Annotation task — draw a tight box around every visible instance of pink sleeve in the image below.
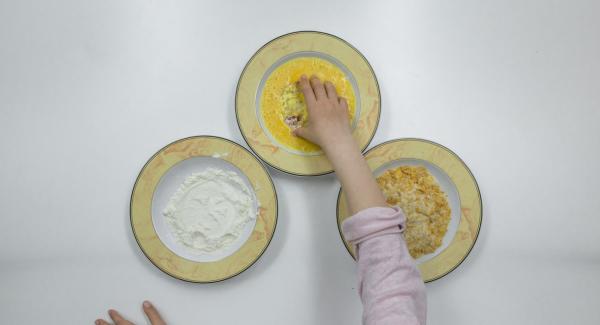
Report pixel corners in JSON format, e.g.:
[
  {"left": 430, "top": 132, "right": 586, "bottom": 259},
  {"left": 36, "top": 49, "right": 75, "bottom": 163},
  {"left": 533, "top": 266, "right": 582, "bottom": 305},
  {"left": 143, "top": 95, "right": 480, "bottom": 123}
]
[{"left": 342, "top": 207, "right": 427, "bottom": 325}]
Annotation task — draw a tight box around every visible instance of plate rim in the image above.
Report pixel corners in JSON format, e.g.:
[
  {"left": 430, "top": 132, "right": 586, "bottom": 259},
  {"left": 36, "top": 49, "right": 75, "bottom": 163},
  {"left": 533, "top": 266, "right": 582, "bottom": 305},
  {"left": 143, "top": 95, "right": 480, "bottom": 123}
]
[
  {"left": 235, "top": 30, "right": 381, "bottom": 177},
  {"left": 335, "top": 137, "right": 483, "bottom": 282},
  {"left": 130, "top": 135, "right": 278, "bottom": 283}
]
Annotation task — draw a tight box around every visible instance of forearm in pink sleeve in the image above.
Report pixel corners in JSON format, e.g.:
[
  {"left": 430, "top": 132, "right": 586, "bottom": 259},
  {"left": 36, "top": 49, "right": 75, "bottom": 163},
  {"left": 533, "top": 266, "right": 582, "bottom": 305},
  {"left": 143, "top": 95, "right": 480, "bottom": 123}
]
[{"left": 342, "top": 207, "right": 427, "bottom": 325}]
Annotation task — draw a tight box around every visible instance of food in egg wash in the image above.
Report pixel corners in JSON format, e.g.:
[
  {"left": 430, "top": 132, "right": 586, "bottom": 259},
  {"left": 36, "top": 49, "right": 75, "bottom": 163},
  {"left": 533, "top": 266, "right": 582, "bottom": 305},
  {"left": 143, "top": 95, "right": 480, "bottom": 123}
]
[{"left": 261, "top": 56, "right": 356, "bottom": 152}]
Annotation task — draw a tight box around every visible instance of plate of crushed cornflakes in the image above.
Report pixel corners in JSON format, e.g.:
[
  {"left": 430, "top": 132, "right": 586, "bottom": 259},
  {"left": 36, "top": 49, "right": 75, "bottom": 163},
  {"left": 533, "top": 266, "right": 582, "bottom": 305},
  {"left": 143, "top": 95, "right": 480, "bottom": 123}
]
[{"left": 337, "top": 138, "right": 482, "bottom": 282}]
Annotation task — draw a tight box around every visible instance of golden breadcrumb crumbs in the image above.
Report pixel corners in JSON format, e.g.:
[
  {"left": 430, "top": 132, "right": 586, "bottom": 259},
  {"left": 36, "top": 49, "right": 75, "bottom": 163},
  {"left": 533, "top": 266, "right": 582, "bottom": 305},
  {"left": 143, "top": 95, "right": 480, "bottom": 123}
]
[{"left": 376, "top": 166, "right": 451, "bottom": 259}]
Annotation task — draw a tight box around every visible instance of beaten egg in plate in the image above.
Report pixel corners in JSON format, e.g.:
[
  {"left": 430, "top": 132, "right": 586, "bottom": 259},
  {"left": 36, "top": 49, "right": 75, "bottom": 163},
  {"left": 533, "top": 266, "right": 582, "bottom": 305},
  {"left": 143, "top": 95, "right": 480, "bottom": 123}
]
[{"left": 260, "top": 56, "right": 357, "bottom": 153}]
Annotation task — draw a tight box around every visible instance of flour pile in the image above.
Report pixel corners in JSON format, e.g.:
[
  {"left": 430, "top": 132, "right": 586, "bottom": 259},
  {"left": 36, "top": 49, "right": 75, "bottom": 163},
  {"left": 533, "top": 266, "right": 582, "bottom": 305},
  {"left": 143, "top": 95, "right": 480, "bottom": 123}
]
[{"left": 163, "top": 168, "right": 258, "bottom": 254}]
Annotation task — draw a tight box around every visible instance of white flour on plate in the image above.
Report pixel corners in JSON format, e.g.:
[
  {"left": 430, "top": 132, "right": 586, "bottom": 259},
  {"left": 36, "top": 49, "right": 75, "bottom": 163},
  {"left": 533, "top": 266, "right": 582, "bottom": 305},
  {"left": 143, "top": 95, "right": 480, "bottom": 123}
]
[{"left": 163, "top": 167, "right": 258, "bottom": 254}]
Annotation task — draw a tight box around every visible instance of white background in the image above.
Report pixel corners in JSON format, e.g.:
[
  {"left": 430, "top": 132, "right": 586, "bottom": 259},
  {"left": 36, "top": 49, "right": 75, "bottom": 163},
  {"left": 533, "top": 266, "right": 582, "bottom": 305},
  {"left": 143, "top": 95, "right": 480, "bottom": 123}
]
[{"left": 1, "top": 0, "right": 599, "bottom": 324}]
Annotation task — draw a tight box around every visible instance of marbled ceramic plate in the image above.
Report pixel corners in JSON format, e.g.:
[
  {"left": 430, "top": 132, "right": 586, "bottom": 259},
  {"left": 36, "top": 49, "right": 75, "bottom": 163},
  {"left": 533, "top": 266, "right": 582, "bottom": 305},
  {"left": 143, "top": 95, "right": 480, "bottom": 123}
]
[
  {"left": 236, "top": 31, "right": 381, "bottom": 176},
  {"left": 336, "top": 138, "right": 482, "bottom": 282},
  {"left": 130, "top": 136, "right": 277, "bottom": 282}
]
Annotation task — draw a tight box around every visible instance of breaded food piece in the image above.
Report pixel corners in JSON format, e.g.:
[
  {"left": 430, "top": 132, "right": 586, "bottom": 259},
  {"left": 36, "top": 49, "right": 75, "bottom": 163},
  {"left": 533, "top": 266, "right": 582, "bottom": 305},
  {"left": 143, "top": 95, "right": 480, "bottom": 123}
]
[{"left": 376, "top": 166, "right": 451, "bottom": 258}]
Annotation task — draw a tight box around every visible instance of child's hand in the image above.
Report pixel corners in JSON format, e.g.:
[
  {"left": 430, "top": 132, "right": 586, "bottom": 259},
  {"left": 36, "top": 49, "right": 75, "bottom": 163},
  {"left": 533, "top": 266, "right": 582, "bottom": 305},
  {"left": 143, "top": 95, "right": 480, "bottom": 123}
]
[
  {"left": 294, "top": 76, "right": 386, "bottom": 213},
  {"left": 293, "top": 75, "right": 353, "bottom": 151},
  {"left": 95, "top": 301, "right": 166, "bottom": 325}
]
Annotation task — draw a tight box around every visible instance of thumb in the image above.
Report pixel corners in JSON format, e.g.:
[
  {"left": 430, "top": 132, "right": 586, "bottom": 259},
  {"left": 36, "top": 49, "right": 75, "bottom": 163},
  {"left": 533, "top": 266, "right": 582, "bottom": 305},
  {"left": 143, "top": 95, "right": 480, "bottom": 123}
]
[{"left": 293, "top": 126, "right": 307, "bottom": 139}]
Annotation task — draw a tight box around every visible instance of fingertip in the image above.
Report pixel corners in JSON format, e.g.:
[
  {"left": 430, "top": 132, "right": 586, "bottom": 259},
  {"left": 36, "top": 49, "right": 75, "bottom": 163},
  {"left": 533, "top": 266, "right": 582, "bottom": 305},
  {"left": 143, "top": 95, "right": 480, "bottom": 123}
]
[
  {"left": 325, "top": 81, "right": 338, "bottom": 99},
  {"left": 108, "top": 309, "right": 123, "bottom": 321},
  {"left": 298, "top": 75, "right": 309, "bottom": 87},
  {"left": 298, "top": 77, "right": 317, "bottom": 104},
  {"left": 339, "top": 97, "right": 349, "bottom": 110},
  {"left": 142, "top": 301, "right": 166, "bottom": 325}
]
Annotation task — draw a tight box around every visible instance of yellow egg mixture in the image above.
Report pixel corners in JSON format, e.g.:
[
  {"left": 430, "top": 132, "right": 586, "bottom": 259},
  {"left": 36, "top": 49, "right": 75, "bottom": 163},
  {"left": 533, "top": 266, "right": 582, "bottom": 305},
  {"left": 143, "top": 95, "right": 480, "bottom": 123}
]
[{"left": 260, "top": 57, "right": 356, "bottom": 153}]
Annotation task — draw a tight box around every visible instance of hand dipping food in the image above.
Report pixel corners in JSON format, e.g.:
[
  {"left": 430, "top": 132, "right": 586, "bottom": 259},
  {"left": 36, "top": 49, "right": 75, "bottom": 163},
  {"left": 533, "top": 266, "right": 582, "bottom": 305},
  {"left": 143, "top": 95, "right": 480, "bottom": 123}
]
[{"left": 260, "top": 56, "right": 357, "bottom": 153}]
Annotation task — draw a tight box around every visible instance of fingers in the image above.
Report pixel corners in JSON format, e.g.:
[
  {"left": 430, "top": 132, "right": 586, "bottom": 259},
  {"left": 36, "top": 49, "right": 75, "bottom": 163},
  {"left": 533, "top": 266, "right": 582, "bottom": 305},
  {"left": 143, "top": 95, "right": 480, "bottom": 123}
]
[
  {"left": 143, "top": 301, "right": 166, "bottom": 325},
  {"left": 324, "top": 81, "right": 338, "bottom": 101},
  {"left": 338, "top": 97, "right": 349, "bottom": 112},
  {"left": 95, "top": 319, "right": 111, "bottom": 325},
  {"left": 298, "top": 75, "right": 316, "bottom": 108},
  {"left": 309, "top": 75, "right": 327, "bottom": 100},
  {"left": 108, "top": 309, "right": 134, "bottom": 325}
]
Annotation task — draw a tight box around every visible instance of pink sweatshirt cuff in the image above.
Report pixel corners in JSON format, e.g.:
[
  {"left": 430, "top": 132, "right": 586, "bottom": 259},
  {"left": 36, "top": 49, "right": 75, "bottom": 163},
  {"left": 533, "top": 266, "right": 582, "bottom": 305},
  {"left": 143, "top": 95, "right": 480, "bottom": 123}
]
[{"left": 342, "top": 206, "right": 405, "bottom": 247}]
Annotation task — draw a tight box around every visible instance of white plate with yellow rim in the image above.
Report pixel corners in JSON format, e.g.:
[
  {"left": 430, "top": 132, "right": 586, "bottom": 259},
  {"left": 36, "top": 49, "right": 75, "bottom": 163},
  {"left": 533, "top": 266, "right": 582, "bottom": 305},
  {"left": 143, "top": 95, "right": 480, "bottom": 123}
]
[
  {"left": 337, "top": 138, "right": 482, "bottom": 282},
  {"left": 236, "top": 31, "right": 381, "bottom": 176},
  {"left": 130, "top": 136, "right": 278, "bottom": 283}
]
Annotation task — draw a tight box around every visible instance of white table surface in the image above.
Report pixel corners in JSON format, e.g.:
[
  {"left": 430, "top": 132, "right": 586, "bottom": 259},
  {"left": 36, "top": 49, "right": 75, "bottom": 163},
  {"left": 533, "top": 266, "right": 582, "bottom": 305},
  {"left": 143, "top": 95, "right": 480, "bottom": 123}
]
[{"left": 1, "top": 0, "right": 599, "bottom": 324}]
